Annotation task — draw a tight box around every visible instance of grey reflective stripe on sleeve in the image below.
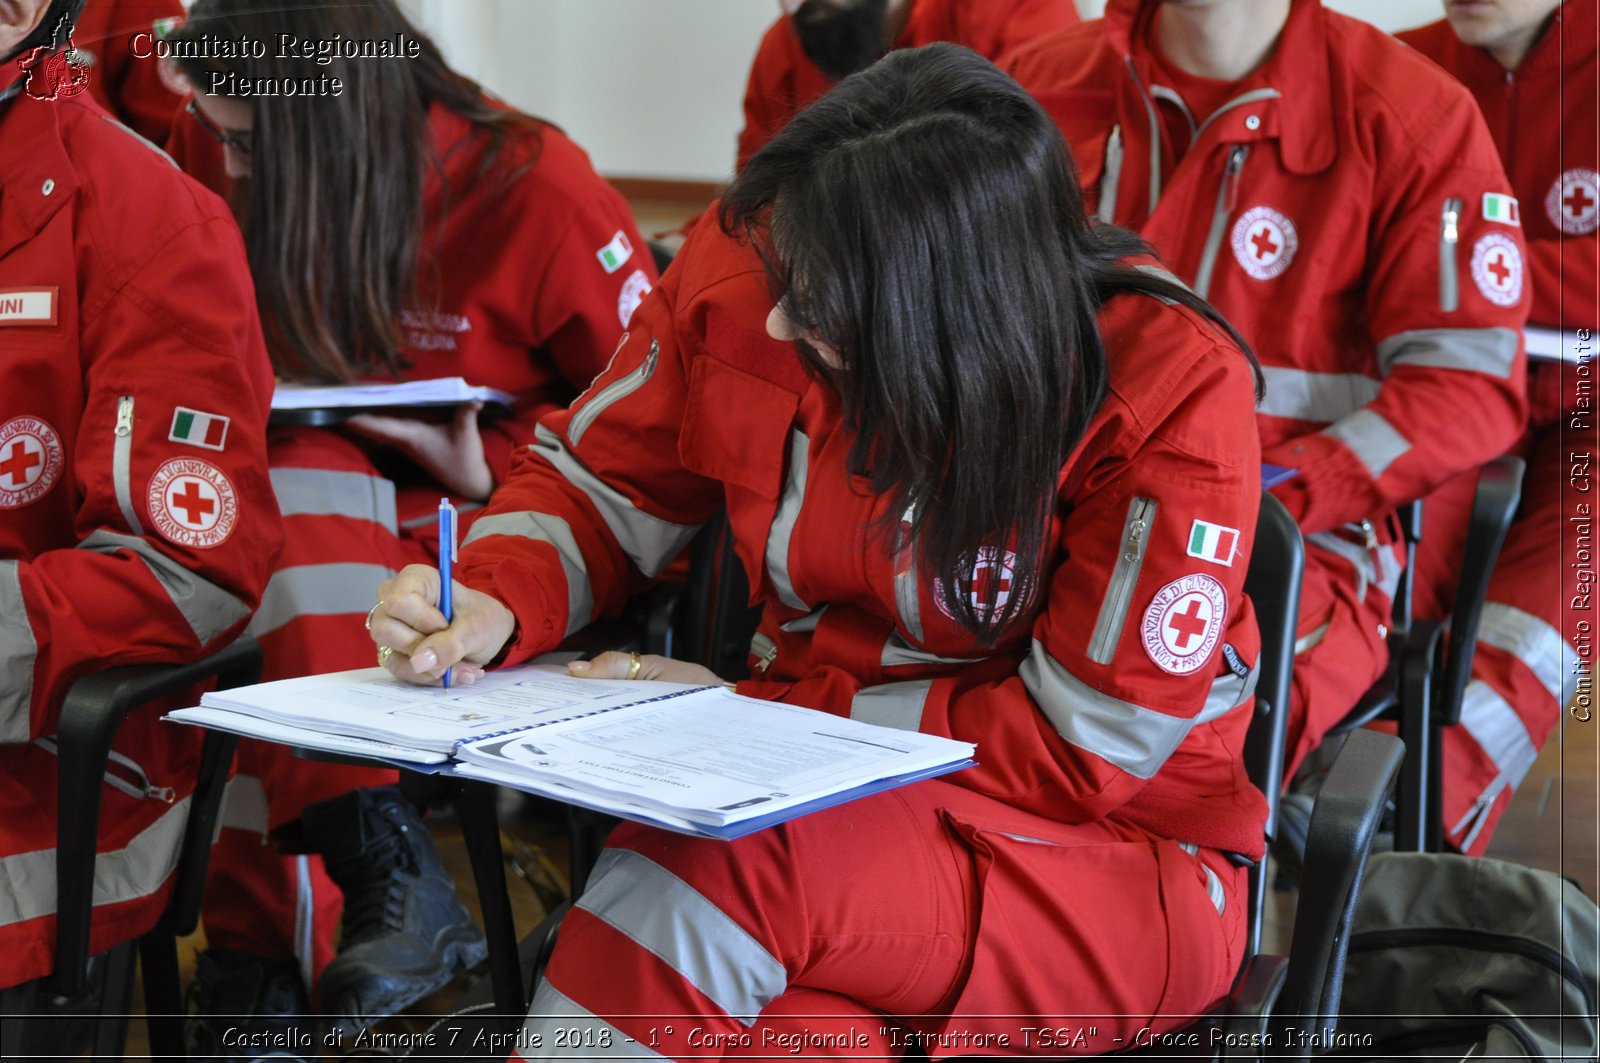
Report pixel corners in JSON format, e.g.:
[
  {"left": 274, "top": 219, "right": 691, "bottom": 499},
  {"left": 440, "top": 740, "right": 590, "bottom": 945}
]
[
  {"left": 523, "top": 983, "right": 665, "bottom": 1058},
  {"left": 780, "top": 608, "right": 826, "bottom": 634},
  {"left": 1458, "top": 679, "right": 1540, "bottom": 790},
  {"left": 532, "top": 425, "right": 700, "bottom": 579},
  {"left": 1476, "top": 602, "right": 1581, "bottom": 706},
  {"left": 850, "top": 679, "right": 933, "bottom": 732},
  {"left": 1131, "top": 263, "right": 1190, "bottom": 303},
  {"left": 1321, "top": 408, "right": 1411, "bottom": 479},
  {"left": 576, "top": 848, "right": 786, "bottom": 1024},
  {"left": 1096, "top": 124, "right": 1122, "bottom": 225},
  {"left": 269, "top": 467, "right": 397, "bottom": 530},
  {"left": 1375, "top": 327, "right": 1520, "bottom": 380},
  {"left": 245, "top": 562, "right": 397, "bottom": 639},
  {"left": 220, "top": 773, "right": 271, "bottom": 836},
  {"left": 1304, "top": 529, "right": 1402, "bottom": 606},
  {"left": 0, "top": 795, "right": 190, "bottom": 928},
  {"left": 880, "top": 632, "right": 985, "bottom": 669},
  {"left": 1256, "top": 367, "right": 1381, "bottom": 423},
  {"left": 0, "top": 561, "right": 36, "bottom": 744},
  {"left": 765, "top": 430, "right": 811, "bottom": 611},
  {"left": 78, "top": 529, "right": 251, "bottom": 644},
  {"left": 464, "top": 511, "right": 594, "bottom": 638},
  {"left": 1019, "top": 640, "right": 1256, "bottom": 780}
]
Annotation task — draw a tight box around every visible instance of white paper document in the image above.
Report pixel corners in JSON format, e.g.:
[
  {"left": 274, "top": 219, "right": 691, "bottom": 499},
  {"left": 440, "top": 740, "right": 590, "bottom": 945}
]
[
  {"left": 1526, "top": 326, "right": 1595, "bottom": 364},
  {"left": 272, "top": 377, "right": 516, "bottom": 411}
]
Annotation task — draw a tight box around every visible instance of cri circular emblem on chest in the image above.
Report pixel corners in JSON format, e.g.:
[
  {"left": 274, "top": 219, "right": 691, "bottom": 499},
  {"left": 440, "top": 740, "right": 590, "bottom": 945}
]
[
  {"left": 1142, "top": 573, "right": 1227, "bottom": 676},
  {"left": 933, "top": 548, "right": 1017, "bottom": 622},
  {"left": 1230, "top": 206, "right": 1299, "bottom": 281},
  {"left": 617, "top": 269, "right": 652, "bottom": 329},
  {"left": 1470, "top": 232, "right": 1524, "bottom": 307},
  {"left": 147, "top": 457, "right": 238, "bottom": 549},
  {"left": 1547, "top": 169, "right": 1600, "bottom": 235},
  {"left": 0, "top": 416, "right": 64, "bottom": 509}
]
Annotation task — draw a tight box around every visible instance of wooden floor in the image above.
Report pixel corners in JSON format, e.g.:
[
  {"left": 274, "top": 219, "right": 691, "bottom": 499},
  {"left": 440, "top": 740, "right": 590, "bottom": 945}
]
[{"left": 107, "top": 193, "right": 1599, "bottom": 1057}]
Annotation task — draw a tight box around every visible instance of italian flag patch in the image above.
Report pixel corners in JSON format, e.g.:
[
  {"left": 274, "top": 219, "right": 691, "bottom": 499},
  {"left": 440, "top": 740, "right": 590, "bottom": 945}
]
[
  {"left": 168, "top": 407, "right": 230, "bottom": 451},
  {"left": 1187, "top": 519, "right": 1239, "bottom": 567},
  {"left": 595, "top": 231, "right": 634, "bottom": 274},
  {"left": 1482, "top": 193, "right": 1520, "bottom": 227}
]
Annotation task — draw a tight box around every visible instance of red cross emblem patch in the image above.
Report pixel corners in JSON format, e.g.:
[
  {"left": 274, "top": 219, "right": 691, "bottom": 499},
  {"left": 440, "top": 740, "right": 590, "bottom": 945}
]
[
  {"left": 1142, "top": 573, "right": 1227, "bottom": 675},
  {"left": 147, "top": 457, "right": 238, "bottom": 549},
  {"left": 0, "top": 416, "right": 63, "bottom": 509},
  {"left": 1547, "top": 169, "right": 1600, "bottom": 235},
  {"left": 1470, "top": 232, "right": 1524, "bottom": 307},
  {"left": 934, "top": 548, "right": 1018, "bottom": 623},
  {"left": 1230, "top": 206, "right": 1298, "bottom": 281},
  {"left": 617, "top": 269, "right": 652, "bottom": 329}
]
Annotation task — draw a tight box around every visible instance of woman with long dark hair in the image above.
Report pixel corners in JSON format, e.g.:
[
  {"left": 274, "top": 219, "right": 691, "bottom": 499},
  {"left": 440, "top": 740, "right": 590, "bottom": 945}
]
[
  {"left": 372, "top": 43, "right": 1267, "bottom": 1055},
  {"left": 159, "top": 0, "right": 658, "bottom": 1044}
]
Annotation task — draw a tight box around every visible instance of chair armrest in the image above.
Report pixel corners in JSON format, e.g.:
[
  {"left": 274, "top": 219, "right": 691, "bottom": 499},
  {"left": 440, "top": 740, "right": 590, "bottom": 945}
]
[
  {"left": 1276, "top": 729, "right": 1405, "bottom": 1060},
  {"left": 1221, "top": 953, "right": 1288, "bottom": 1057},
  {"left": 52, "top": 636, "right": 262, "bottom": 997}
]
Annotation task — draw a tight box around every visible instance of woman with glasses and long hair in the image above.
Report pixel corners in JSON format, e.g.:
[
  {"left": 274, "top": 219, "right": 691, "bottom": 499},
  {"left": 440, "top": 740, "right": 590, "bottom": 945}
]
[
  {"left": 159, "top": 0, "right": 657, "bottom": 1045},
  {"left": 371, "top": 43, "right": 1270, "bottom": 1056}
]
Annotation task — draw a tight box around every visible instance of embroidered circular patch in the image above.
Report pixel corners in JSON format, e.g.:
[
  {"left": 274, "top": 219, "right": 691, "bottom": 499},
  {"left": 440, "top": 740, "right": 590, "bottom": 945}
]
[
  {"left": 1230, "top": 206, "right": 1298, "bottom": 281},
  {"left": 933, "top": 548, "right": 1018, "bottom": 622},
  {"left": 1547, "top": 169, "right": 1600, "bottom": 235},
  {"left": 617, "top": 269, "right": 652, "bottom": 328},
  {"left": 1142, "top": 574, "right": 1227, "bottom": 676},
  {"left": 0, "top": 416, "right": 64, "bottom": 509},
  {"left": 147, "top": 457, "right": 238, "bottom": 549},
  {"left": 1470, "top": 232, "right": 1524, "bottom": 307}
]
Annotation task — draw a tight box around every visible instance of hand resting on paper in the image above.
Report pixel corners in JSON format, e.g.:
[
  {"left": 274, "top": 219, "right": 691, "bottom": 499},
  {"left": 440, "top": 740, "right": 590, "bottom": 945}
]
[
  {"left": 568, "top": 650, "right": 723, "bottom": 687},
  {"left": 370, "top": 563, "right": 514, "bottom": 686},
  {"left": 345, "top": 401, "right": 494, "bottom": 501}
]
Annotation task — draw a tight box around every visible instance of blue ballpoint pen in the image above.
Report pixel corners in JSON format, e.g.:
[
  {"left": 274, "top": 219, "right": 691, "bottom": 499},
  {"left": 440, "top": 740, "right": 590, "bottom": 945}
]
[{"left": 438, "top": 498, "right": 457, "bottom": 689}]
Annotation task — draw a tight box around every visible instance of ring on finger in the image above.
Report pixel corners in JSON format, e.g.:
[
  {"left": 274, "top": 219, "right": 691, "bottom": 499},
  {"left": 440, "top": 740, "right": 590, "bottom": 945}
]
[
  {"left": 625, "top": 651, "right": 642, "bottom": 681},
  {"left": 365, "top": 603, "right": 382, "bottom": 631},
  {"left": 378, "top": 645, "right": 395, "bottom": 668}
]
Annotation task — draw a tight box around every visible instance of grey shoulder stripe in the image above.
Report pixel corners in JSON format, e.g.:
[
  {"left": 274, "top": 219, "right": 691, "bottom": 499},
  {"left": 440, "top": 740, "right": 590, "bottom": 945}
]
[
  {"left": 78, "top": 529, "right": 251, "bottom": 645},
  {"left": 465, "top": 510, "right": 595, "bottom": 637},
  {"left": 577, "top": 848, "right": 786, "bottom": 1024},
  {"left": 0, "top": 561, "right": 37, "bottom": 744}
]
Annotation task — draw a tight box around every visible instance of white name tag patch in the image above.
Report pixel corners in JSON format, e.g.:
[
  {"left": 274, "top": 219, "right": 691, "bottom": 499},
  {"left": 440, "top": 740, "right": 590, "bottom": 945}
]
[{"left": 0, "top": 288, "right": 58, "bottom": 326}]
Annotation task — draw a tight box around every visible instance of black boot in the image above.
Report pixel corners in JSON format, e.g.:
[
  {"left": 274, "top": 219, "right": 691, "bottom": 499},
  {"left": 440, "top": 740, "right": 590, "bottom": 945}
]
[
  {"left": 184, "top": 948, "right": 316, "bottom": 1061},
  {"left": 300, "top": 786, "right": 487, "bottom": 1034}
]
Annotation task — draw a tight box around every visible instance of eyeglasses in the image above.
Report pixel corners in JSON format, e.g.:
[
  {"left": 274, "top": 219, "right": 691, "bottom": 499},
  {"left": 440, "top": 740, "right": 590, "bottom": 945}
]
[{"left": 186, "top": 98, "right": 253, "bottom": 159}]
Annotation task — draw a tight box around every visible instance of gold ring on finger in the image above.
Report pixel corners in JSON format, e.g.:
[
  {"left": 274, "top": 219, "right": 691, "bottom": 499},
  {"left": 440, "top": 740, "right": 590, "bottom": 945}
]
[
  {"left": 378, "top": 645, "right": 395, "bottom": 668},
  {"left": 626, "top": 651, "right": 642, "bottom": 681}
]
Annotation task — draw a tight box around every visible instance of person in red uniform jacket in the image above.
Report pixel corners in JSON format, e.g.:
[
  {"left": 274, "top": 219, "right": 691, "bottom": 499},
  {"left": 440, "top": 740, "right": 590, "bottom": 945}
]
[
  {"left": 0, "top": 0, "right": 280, "bottom": 993},
  {"left": 1006, "top": 0, "right": 1531, "bottom": 788},
  {"left": 369, "top": 44, "right": 1269, "bottom": 1056},
  {"left": 160, "top": 0, "right": 659, "bottom": 1042},
  {"left": 1398, "top": 0, "right": 1599, "bottom": 852},
  {"left": 736, "top": 0, "right": 1079, "bottom": 169},
  {"left": 67, "top": 0, "right": 184, "bottom": 143}
]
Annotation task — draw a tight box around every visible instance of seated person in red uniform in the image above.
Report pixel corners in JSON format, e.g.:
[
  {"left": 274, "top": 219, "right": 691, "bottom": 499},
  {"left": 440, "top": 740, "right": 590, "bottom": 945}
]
[
  {"left": 0, "top": 0, "right": 280, "bottom": 1018},
  {"left": 160, "top": 0, "right": 658, "bottom": 1044},
  {"left": 1397, "top": 0, "right": 1598, "bottom": 852},
  {"left": 736, "top": 0, "right": 1080, "bottom": 169},
  {"left": 370, "top": 43, "right": 1270, "bottom": 1057},
  {"left": 69, "top": 0, "right": 185, "bottom": 143},
  {"left": 1005, "top": 0, "right": 1531, "bottom": 825}
]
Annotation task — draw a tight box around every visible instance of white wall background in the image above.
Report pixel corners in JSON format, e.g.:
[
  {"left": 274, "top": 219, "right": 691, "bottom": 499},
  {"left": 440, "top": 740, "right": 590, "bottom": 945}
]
[{"left": 402, "top": 0, "right": 1449, "bottom": 184}]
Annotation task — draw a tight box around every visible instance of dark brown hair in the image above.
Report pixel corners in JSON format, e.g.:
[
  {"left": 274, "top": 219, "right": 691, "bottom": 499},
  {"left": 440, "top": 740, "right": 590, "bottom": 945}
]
[{"left": 170, "top": 0, "right": 540, "bottom": 381}]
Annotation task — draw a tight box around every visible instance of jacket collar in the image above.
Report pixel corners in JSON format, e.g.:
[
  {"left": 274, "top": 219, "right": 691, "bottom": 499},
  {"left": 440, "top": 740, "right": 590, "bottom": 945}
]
[
  {"left": 1105, "top": 0, "right": 1337, "bottom": 175},
  {"left": 1519, "top": 0, "right": 1596, "bottom": 79},
  {"left": 0, "top": 73, "right": 79, "bottom": 258}
]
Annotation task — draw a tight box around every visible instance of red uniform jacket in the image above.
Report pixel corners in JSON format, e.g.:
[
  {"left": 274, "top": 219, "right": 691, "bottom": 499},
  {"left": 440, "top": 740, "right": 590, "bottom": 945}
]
[
  {"left": 736, "top": 0, "right": 1080, "bottom": 169},
  {"left": 1400, "top": 0, "right": 1599, "bottom": 429},
  {"left": 73, "top": 0, "right": 186, "bottom": 145},
  {"left": 459, "top": 218, "right": 1269, "bottom": 859},
  {"left": 0, "top": 71, "right": 282, "bottom": 986},
  {"left": 1006, "top": 0, "right": 1530, "bottom": 537}
]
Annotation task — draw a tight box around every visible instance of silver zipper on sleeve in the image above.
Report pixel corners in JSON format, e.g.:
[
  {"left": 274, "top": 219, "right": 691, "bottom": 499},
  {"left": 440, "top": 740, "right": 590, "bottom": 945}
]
[
  {"left": 113, "top": 395, "right": 144, "bottom": 535},
  {"left": 1088, "top": 497, "right": 1158, "bottom": 664},
  {"left": 34, "top": 737, "right": 175, "bottom": 802},
  {"left": 1096, "top": 125, "right": 1123, "bottom": 224},
  {"left": 1194, "top": 145, "right": 1249, "bottom": 300},
  {"left": 892, "top": 501, "right": 924, "bottom": 644},
  {"left": 749, "top": 631, "right": 778, "bottom": 674},
  {"left": 1440, "top": 198, "right": 1462, "bottom": 312},
  {"left": 568, "top": 339, "right": 659, "bottom": 445}
]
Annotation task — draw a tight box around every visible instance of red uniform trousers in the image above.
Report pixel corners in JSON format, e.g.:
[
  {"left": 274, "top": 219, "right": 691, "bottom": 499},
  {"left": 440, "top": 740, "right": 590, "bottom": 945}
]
[
  {"left": 202, "top": 428, "right": 482, "bottom": 985},
  {"left": 518, "top": 781, "right": 1246, "bottom": 1060}
]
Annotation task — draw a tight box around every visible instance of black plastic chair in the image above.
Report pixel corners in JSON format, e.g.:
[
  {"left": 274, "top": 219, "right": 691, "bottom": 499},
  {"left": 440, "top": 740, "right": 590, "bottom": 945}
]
[{"left": 0, "top": 635, "right": 262, "bottom": 1061}]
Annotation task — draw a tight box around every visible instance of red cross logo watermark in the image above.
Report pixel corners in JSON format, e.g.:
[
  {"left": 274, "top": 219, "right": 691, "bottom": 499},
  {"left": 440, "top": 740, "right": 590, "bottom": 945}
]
[
  {"left": 1547, "top": 169, "right": 1600, "bottom": 235},
  {"left": 16, "top": 13, "right": 91, "bottom": 102},
  {"left": 0, "top": 416, "right": 63, "bottom": 510},
  {"left": 147, "top": 457, "right": 238, "bottom": 549},
  {"left": 933, "top": 548, "right": 1019, "bottom": 623},
  {"left": 1230, "top": 206, "right": 1299, "bottom": 281},
  {"left": 1142, "top": 573, "right": 1227, "bottom": 676},
  {"left": 1470, "top": 232, "right": 1524, "bottom": 307}
]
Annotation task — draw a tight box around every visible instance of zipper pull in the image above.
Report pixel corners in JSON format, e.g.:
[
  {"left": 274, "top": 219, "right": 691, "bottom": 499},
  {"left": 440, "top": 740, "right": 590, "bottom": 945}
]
[
  {"left": 1223, "top": 145, "right": 1247, "bottom": 214},
  {"left": 755, "top": 641, "right": 778, "bottom": 674},
  {"left": 1359, "top": 518, "right": 1379, "bottom": 551},
  {"left": 1443, "top": 202, "right": 1460, "bottom": 246},
  {"left": 1124, "top": 516, "right": 1147, "bottom": 561},
  {"left": 115, "top": 395, "right": 134, "bottom": 437}
]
